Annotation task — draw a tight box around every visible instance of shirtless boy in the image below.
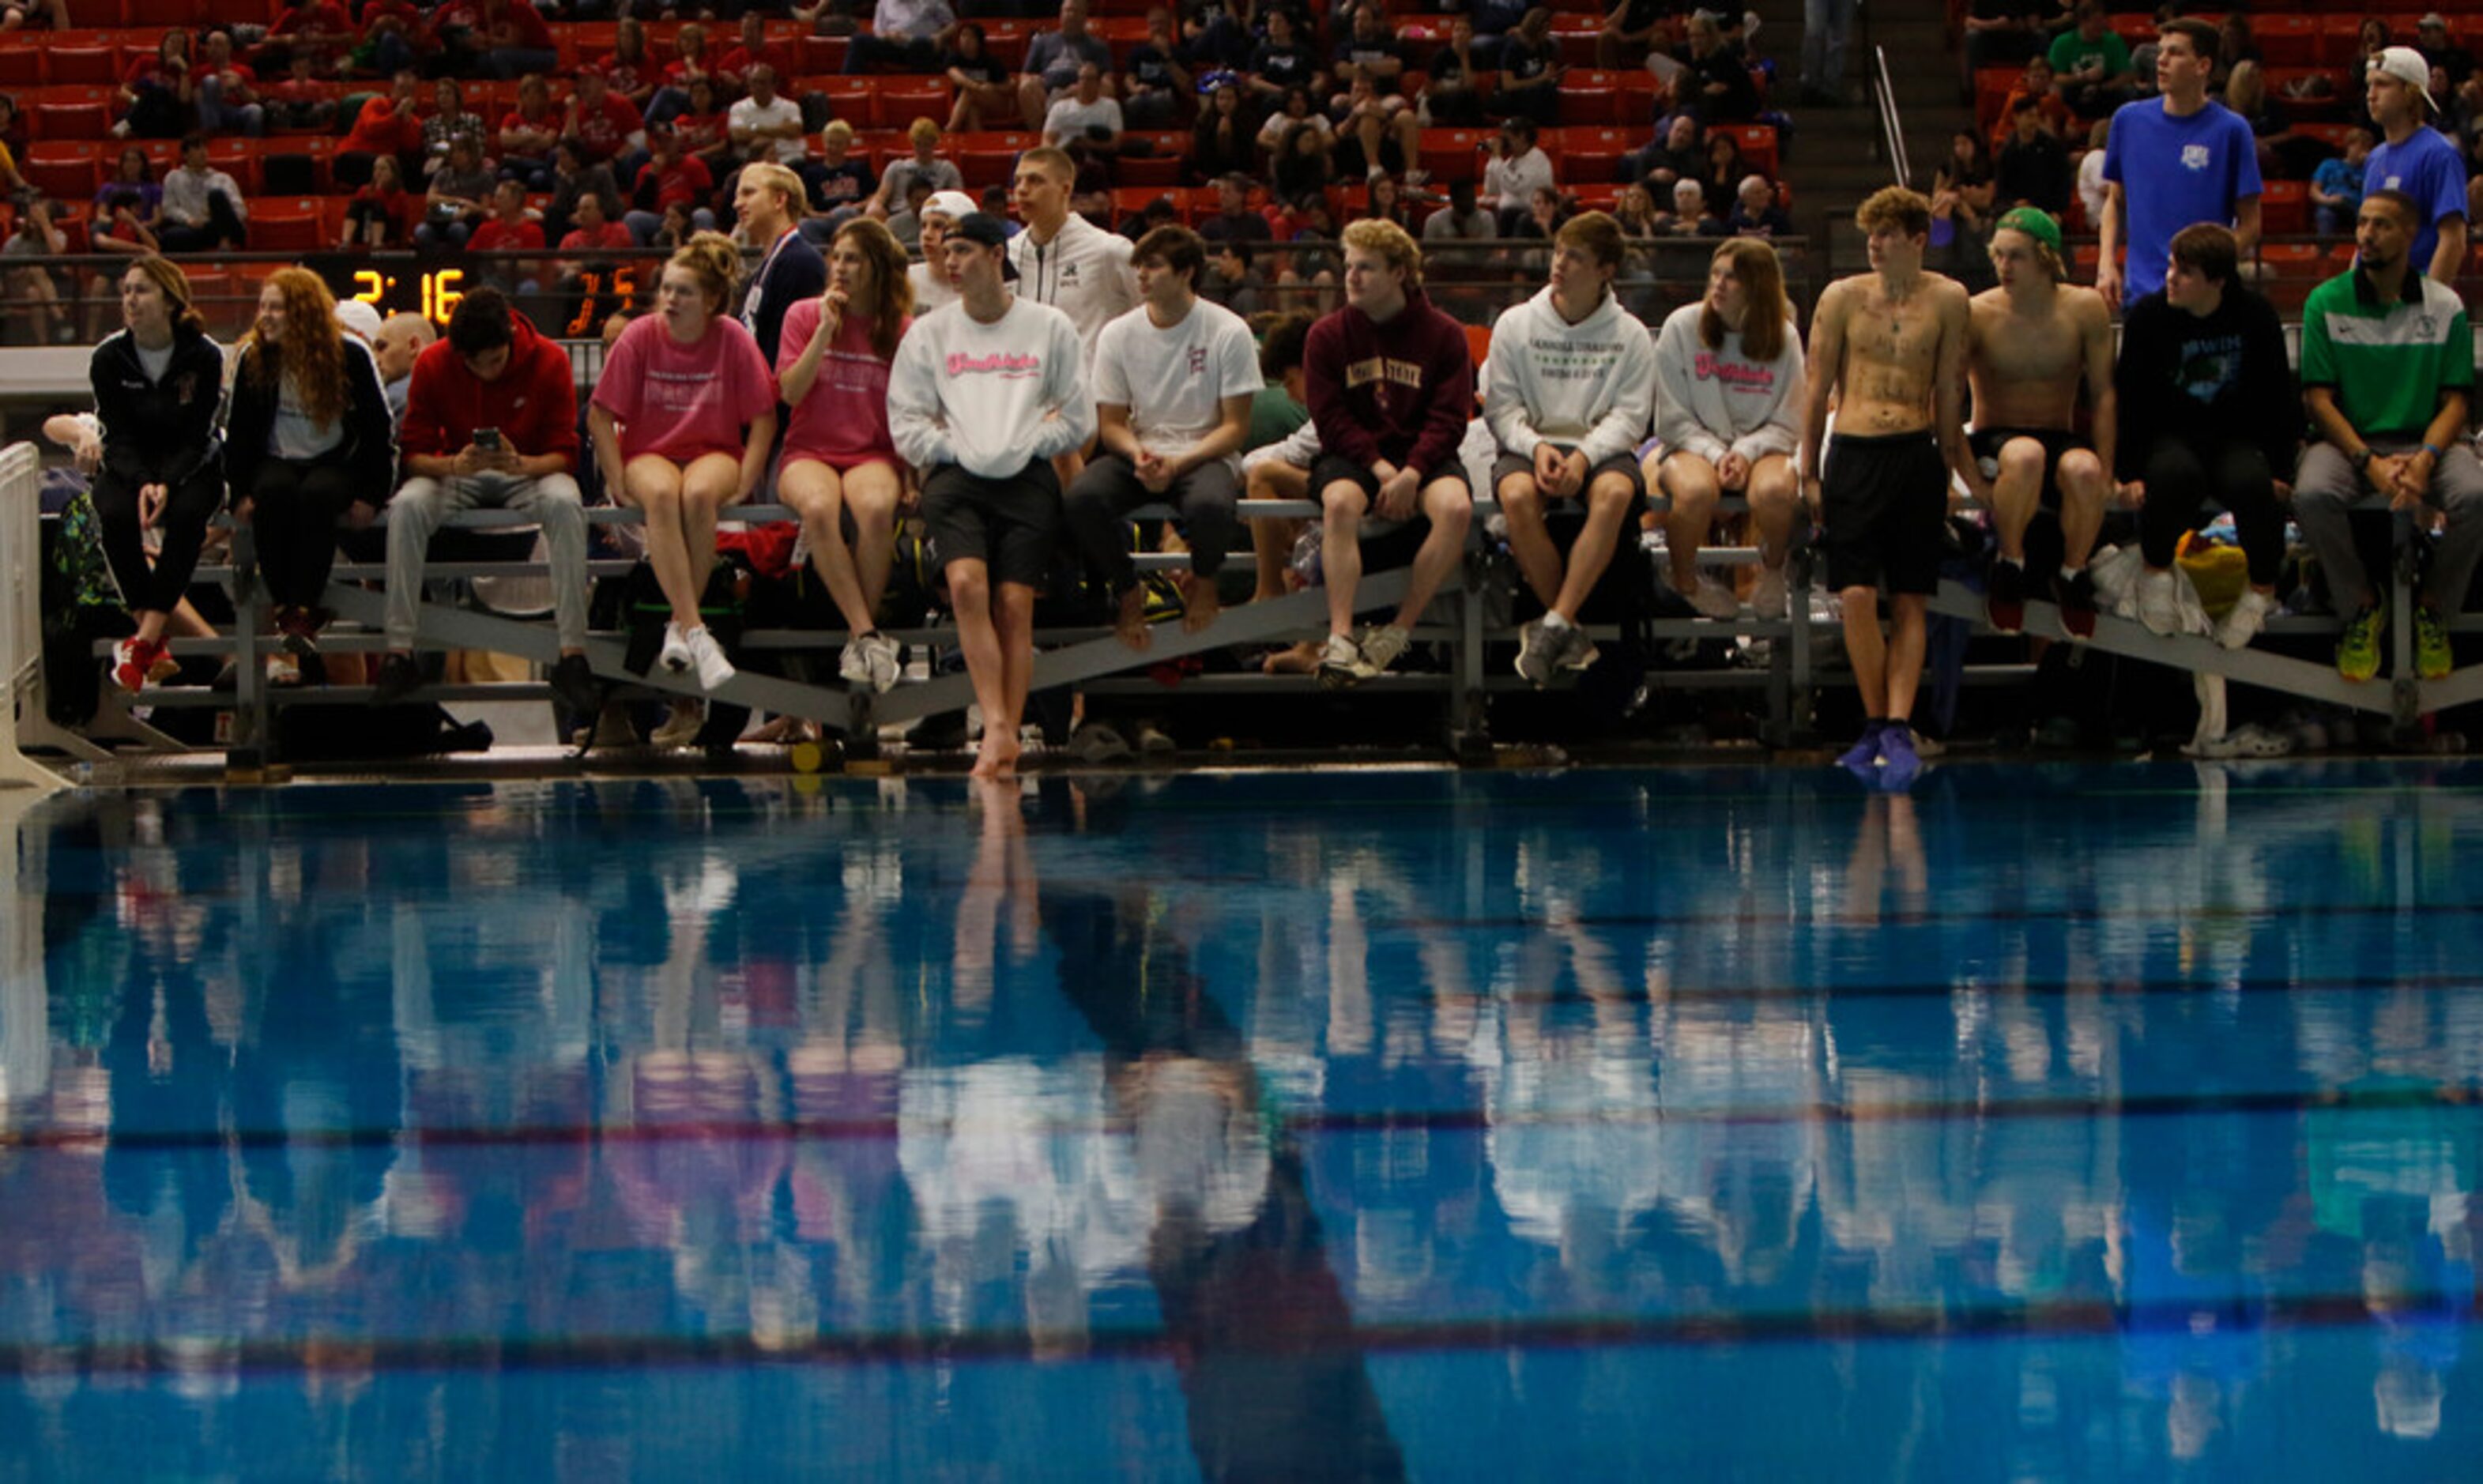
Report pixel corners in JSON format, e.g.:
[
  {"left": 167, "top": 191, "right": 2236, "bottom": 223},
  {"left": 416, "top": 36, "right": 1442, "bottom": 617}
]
[
  {"left": 1965, "top": 205, "right": 2116, "bottom": 637},
  {"left": 1801, "top": 186, "right": 1974, "bottom": 786}
]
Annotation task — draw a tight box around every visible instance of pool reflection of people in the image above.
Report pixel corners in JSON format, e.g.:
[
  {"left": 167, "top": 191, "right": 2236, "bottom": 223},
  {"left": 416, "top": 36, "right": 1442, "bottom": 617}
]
[{"left": 1023, "top": 782, "right": 1407, "bottom": 1482}]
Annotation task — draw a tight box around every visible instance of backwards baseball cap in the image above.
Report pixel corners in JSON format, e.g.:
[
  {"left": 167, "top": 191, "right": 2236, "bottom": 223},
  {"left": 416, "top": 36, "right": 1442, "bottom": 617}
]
[
  {"left": 951, "top": 212, "right": 1019, "bottom": 278},
  {"left": 2375, "top": 46, "right": 2438, "bottom": 115},
  {"left": 333, "top": 297, "right": 384, "bottom": 342},
  {"left": 922, "top": 189, "right": 978, "bottom": 223},
  {"left": 1995, "top": 205, "right": 2063, "bottom": 257}
]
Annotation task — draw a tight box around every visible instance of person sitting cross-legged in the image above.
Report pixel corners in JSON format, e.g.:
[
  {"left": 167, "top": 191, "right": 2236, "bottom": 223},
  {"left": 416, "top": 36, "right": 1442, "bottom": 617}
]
[{"left": 1483, "top": 210, "right": 1658, "bottom": 685}]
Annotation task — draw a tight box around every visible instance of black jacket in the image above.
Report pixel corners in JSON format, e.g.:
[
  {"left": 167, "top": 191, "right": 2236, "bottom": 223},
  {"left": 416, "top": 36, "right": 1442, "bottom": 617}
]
[
  {"left": 89, "top": 324, "right": 225, "bottom": 488},
  {"left": 2112, "top": 285, "right": 2299, "bottom": 482},
  {"left": 222, "top": 334, "right": 398, "bottom": 507}
]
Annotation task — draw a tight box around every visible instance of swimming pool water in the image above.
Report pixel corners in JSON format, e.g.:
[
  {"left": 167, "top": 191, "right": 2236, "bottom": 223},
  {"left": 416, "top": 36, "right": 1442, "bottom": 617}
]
[{"left": 1, "top": 763, "right": 2476, "bottom": 1481}]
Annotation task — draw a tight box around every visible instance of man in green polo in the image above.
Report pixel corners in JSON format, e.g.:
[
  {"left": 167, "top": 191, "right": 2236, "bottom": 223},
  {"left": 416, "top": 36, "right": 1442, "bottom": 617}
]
[{"left": 2292, "top": 188, "right": 2483, "bottom": 682}]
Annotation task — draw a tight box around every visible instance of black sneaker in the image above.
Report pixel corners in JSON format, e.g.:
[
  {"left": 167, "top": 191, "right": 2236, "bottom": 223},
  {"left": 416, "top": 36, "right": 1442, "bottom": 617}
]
[
  {"left": 1986, "top": 559, "right": 2025, "bottom": 634},
  {"left": 370, "top": 653, "right": 424, "bottom": 706},
  {"left": 548, "top": 653, "right": 601, "bottom": 718}
]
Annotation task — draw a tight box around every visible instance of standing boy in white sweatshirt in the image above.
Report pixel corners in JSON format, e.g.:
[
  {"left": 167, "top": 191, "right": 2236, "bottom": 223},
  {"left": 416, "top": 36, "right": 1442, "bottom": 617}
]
[
  {"left": 1007, "top": 145, "right": 1141, "bottom": 376},
  {"left": 1483, "top": 211, "right": 1660, "bottom": 685},
  {"left": 887, "top": 212, "right": 1096, "bottom": 778}
]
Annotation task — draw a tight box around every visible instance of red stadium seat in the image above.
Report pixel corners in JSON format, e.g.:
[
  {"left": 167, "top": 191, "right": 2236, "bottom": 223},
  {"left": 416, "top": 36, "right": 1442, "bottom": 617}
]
[
  {"left": 1555, "top": 89, "right": 1620, "bottom": 125},
  {"left": 31, "top": 96, "right": 113, "bottom": 143},
  {"left": 246, "top": 198, "right": 330, "bottom": 254},
  {"left": 880, "top": 84, "right": 950, "bottom": 128},
  {"left": 2256, "top": 15, "right": 2321, "bottom": 66},
  {"left": 1417, "top": 127, "right": 1490, "bottom": 184},
  {"left": 119, "top": 0, "right": 205, "bottom": 25},
  {"left": 1547, "top": 126, "right": 1635, "bottom": 184},
  {"left": 46, "top": 48, "right": 123, "bottom": 87},
  {"left": 0, "top": 48, "right": 38, "bottom": 87},
  {"left": 24, "top": 144, "right": 101, "bottom": 201},
  {"left": 2259, "top": 180, "right": 2309, "bottom": 236},
  {"left": 1117, "top": 154, "right": 1182, "bottom": 187},
  {"left": 794, "top": 35, "right": 849, "bottom": 77},
  {"left": 1727, "top": 124, "right": 1779, "bottom": 178},
  {"left": 955, "top": 132, "right": 1031, "bottom": 189},
  {"left": 815, "top": 76, "right": 879, "bottom": 128}
]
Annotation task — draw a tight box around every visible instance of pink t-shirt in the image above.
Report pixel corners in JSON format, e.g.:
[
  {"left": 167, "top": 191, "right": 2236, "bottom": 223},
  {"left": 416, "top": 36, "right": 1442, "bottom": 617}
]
[
  {"left": 776, "top": 298, "right": 907, "bottom": 471},
  {"left": 591, "top": 312, "right": 776, "bottom": 464}
]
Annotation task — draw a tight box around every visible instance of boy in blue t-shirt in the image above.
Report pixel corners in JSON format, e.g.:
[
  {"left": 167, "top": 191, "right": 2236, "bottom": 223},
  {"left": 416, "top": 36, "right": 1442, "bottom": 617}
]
[{"left": 2310, "top": 129, "right": 2370, "bottom": 238}]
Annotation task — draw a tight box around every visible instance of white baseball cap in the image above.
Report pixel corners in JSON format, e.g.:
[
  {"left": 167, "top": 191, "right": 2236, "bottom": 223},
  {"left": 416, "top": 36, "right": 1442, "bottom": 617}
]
[
  {"left": 922, "top": 190, "right": 978, "bottom": 224},
  {"left": 2375, "top": 46, "right": 2438, "bottom": 115},
  {"left": 333, "top": 298, "right": 384, "bottom": 341}
]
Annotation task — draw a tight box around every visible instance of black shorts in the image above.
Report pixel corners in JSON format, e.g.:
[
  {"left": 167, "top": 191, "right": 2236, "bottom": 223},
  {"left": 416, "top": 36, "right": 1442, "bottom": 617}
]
[
  {"left": 1310, "top": 453, "right": 1472, "bottom": 537},
  {"left": 921, "top": 461, "right": 1063, "bottom": 590},
  {"left": 1969, "top": 427, "right": 2086, "bottom": 510},
  {"left": 1821, "top": 431, "right": 1948, "bottom": 596},
  {"left": 1490, "top": 448, "right": 1647, "bottom": 503}
]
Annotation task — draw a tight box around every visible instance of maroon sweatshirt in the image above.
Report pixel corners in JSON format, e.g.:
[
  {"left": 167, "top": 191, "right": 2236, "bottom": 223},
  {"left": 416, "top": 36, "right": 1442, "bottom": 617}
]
[
  {"left": 1305, "top": 286, "right": 1475, "bottom": 480},
  {"left": 398, "top": 310, "right": 580, "bottom": 466}
]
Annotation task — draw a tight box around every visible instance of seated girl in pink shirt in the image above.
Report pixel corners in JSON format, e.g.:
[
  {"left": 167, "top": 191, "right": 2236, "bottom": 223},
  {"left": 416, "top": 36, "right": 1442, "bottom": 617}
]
[
  {"left": 588, "top": 232, "right": 777, "bottom": 692},
  {"left": 777, "top": 218, "right": 916, "bottom": 695}
]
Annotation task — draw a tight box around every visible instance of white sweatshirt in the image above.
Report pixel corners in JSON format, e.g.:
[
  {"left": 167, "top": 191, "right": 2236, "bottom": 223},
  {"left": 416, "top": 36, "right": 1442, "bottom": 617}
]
[
  {"left": 1006, "top": 212, "right": 1141, "bottom": 375},
  {"left": 1482, "top": 287, "right": 1659, "bottom": 468},
  {"left": 1483, "top": 146, "right": 1555, "bottom": 214},
  {"left": 886, "top": 296, "right": 1096, "bottom": 479},
  {"left": 1650, "top": 302, "right": 1805, "bottom": 466}
]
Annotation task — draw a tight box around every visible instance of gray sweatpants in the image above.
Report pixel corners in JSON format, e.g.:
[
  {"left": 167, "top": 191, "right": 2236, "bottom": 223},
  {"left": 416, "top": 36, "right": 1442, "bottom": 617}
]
[
  {"left": 2292, "top": 439, "right": 2483, "bottom": 613},
  {"left": 386, "top": 473, "right": 589, "bottom": 650}
]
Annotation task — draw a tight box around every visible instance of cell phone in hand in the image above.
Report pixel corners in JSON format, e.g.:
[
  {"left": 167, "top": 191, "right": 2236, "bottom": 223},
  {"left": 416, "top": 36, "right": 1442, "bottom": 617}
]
[{"left": 475, "top": 427, "right": 503, "bottom": 450}]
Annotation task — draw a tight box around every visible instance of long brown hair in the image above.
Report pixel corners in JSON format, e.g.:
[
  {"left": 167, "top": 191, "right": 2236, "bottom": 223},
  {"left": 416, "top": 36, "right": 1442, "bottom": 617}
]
[
  {"left": 241, "top": 266, "right": 348, "bottom": 432},
  {"left": 831, "top": 217, "right": 914, "bottom": 361},
  {"left": 123, "top": 254, "right": 204, "bottom": 336},
  {"left": 1699, "top": 237, "right": 1789, "bottom": 364}
]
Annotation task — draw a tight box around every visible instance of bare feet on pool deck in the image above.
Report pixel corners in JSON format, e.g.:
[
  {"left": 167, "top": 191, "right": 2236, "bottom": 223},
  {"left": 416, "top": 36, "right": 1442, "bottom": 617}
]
[
  {"left": 1179, "top": 573, "right": 1220, "bottom": 635},
  {"left": 970, "top": 732, "right": 1022, "bottom": 778},
  {"left": 1114, "top": 585, "right": 1152, "bottom": 651},
  {"left": 1262, "top": 638, "right": 1321, "bottom": 675}
]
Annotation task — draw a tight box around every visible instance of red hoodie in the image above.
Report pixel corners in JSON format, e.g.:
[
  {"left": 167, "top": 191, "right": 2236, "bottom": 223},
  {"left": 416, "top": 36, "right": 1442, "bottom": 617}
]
[
  {"left": 398, "top": 310, "right": 580, "bottom": 466},
  {"left": 1304, "top": 285, "right": 1475, "bottom": 480}
]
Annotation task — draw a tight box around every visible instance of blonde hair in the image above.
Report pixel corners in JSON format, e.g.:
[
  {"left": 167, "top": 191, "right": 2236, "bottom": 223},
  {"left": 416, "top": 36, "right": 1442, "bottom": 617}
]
[
  {"left": 1019, "top": 145, "right": 1076, "bottom": 183},
  {"left": 668, "top": 231, "right": 744, "bottom": 313},
  {"left": 1339, "top": 217, "right": 1422, "bottom": 284},
  {"left": 907, "top": 116, "right": 942, "bottom": 149},
  {"left": 821, "top": 119, "right": 855, "bottom": 149},
  {"left": 740, "top": 161, "right": 804, "bottom": 217}
]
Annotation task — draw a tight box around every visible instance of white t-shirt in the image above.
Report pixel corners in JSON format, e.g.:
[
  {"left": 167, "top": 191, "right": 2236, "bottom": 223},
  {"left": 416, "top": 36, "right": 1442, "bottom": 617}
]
[
  {"left": 270, "top": 372, "right": 348, "bottom": 460},
  {"left": 907, "top": 259, "right": 958, "bottom": 312},
  {"left": 1092, "top": 297, "right": 1265, "bottom": 473},
  {"left": 1256, "top": 111, "right": 1332, "bottom": 149},
  {"left": 1043, "top": 94, "right": 1125, "bottom": 141},
  {"left": 728, "top": 95, "right": 808, "bottom": 165}
]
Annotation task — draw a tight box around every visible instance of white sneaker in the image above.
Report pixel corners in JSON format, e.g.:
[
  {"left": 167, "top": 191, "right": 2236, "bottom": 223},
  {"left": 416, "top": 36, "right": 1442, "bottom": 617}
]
[
  {"left": 1355, "top": 623, "right": 1412, "bottom": 678},
  {"left": 838, "top": 636, "right": 872, "bottom": 687},
  {"left": 862, "top": 631, "right": 903, "bottom": 691},
  {"left": 1316, "top": 631, "right": 1365, "bottom": 689},
  {"left": 1686, "top": 575, "right": 1741, "bottom": 620},
  {"left": 2135, "top": 568, "right": 2181, "bottom": 636},
  {"left": 2215, "top": 587, "right": 2273, "bottom": 651},
  {"left": 658, "top": 621, "right": 694, "bottom": 675},
  {"left": 684, "top": 625, "right": 735, "bottom": 692},
  {"left": 1750, "top": 566, "right": 1788, "bottom": 620}
]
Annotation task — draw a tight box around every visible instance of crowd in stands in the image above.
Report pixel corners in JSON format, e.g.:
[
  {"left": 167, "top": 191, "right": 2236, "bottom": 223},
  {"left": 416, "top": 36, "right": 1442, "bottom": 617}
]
[
  {"left": 1961, "top": 2, "right": 2483, "bottom": 290},
  {"left": 24, "top": 6, "right": 2483, "bottom": 780},
  {"left": 0, "top": 0, "right": 1803, "bottom": 342}
]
